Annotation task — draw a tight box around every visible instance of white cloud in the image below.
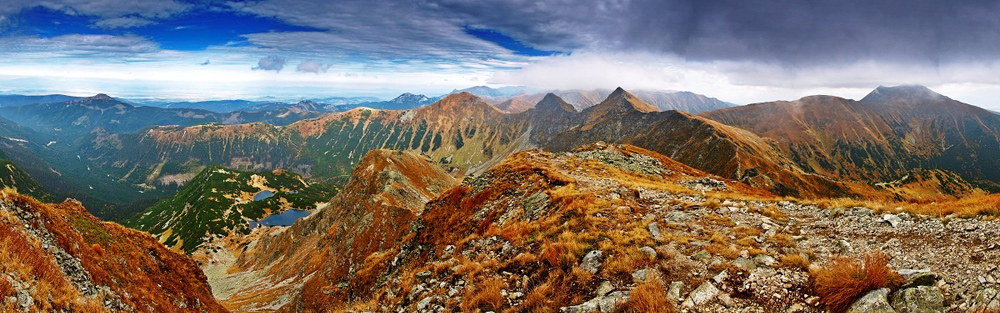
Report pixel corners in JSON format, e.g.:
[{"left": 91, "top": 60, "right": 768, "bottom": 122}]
[
  {"left": 490, "top": 51, "right": 1000, "bottom": 109},
  {"left": 296, "top": 60, "right": 331, "bottom": 73},
  {"left": 0, "top": 0, "right": 188, "bottom": 19},
  {"left": 0, "top": 34, "right": 159, "bottom": 57}
]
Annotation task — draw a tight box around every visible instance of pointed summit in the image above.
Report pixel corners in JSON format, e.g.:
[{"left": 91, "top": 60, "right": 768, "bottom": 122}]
[
  {"left": 592, "top": 87, "right": 659, "bottom": 114},
  {"left": 535, "top": 93, "right": 577, "bottom": 113},
  {"left": 860, "top": 85, "right": 945, "bottom": 103}
]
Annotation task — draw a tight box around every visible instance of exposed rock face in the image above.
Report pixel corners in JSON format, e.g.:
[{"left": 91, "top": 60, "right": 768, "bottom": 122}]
[
  {"left": 0, "top": 191, "right": 227, "bottom": 312},
  {"left": 890, "top": 286, "right": 944, "bottom": 313}
]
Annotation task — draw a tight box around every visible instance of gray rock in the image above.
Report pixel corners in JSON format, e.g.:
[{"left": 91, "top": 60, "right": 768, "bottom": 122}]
[
  {"left": 598, "top": 291, "right": 630, "bottom": 312},
  {"left": 682, "top": 282, "right": 720, "bottom": 307},
  {"left": 648, "top": 222, "right": 665, "bottom": 241},
  {"left": 17, "top": 290, "right": 32, "bottom": 309},
  {"left": 582, "top": 250, "right": 603, "bottom": 274},
  {"left": 899, "top": 272, "right": 940, "bottom": 289},
  {"left": 416, "top": 296, "right": 434, "bottom": 311},
  {"left": 560, "top": 290, "right": 630, "bottom": 313},
  {"left": 632, "top": 268, "right": 657, "bottom": 283},
  {"left": 847, "top": 288, "right": 897, "bottom": 313},
  {"left": 881, "top": 214, "right": 903, "bottom": 227},
  {"left": 713, "top": 270, "right": 729, "bottom": 284},
  {"left": 968, "top": 288, "right": 1000, "bottom": 311},
  {"left": 596, "top": 281, "right": 614, "bottom": 297},
  {"left": 734, "top": 257, "right": 758, "bottom": 271},
  {"left": 667, "top": 281, "right": 684, "bottom": 302},
  {"left": 897, "top": 269, "right": 931, "bottom": 278},
  {"left": 691, "top": 250, "right": 711, "bottom": 261},
  {"left": 753, "top": 254, "right": 777, "bottom": 267},
  {"left": 787, "top": 303, "right": 806, "bottom": 312},
  {"left": 639, "top": 246, "right": 657, "bottom": 259},
  {"left": 890, "top": 286, "right": 944, "bottom": 313}
]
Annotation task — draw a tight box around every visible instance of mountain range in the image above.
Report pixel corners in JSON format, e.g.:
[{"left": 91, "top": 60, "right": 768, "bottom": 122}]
[{"left": 2, "top": 83, "right": 1000, "bottom": 312}]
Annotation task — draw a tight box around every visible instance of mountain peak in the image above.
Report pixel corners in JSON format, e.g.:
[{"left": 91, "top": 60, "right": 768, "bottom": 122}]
[
  {"left": 861, "top": 84, "right": 945, "bottom": 103},
  {"left": 596, "top": 87, "right": 658, "bottom": 113},
  {"left": 417, "top": 92, "right": 500, "bottom": 115},
  {"left": 536, "top": 93, "right": 577, "bottom": 113},
  {"left": 390, "top": 92, "right": 429, "bottom": 104},
  {"left": 88, "top": 93, "right": 114, "bottom": 100}
]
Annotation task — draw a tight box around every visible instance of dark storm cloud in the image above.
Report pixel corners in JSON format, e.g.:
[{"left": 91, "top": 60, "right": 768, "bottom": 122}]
[{"left": 431, "top": 0, "right": 1000, "bottom": 65}]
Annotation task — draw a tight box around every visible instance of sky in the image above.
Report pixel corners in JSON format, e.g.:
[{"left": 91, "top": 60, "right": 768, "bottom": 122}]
[{"left": 0, "top": 0, "right": 999, "bottom": 108}]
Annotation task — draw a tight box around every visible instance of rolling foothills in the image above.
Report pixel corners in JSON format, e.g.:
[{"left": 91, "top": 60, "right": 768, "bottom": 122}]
[{"left": 1, "top": 85, "right": 999, "bottom": 312}]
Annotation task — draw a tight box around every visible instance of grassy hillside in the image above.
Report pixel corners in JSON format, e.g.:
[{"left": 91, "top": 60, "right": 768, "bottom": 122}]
[{"left": 126, "top": 165, "right": 338, "bottom": 254}]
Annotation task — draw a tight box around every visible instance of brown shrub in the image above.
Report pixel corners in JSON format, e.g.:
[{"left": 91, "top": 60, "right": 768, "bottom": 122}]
[
  {"left": 621, "top": 278, "right": 676, "bottom": 313},
  {"left": 810, "top": 251, "right": 903, "bottom": 313}
]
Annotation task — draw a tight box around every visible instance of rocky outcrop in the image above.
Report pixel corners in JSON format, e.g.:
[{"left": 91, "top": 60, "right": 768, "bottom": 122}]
[{"left": 0, "top": 191, "right": 228, "bottom": 312}]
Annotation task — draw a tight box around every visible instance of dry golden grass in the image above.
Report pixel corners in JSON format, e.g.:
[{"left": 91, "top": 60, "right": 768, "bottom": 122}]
[
  {"left": 813, "top": 194, "right": 1000, "bottom": 219},
  {"left": 732, "top": 225, "right": 762, "bottom": 237},
  {"left": 810, "top": 251, "right": 903, "bottom": 313},
  {"left": 462, "top": 277, "right": 507, "bottom": 312},
  {"left": 768, "top": 233, "right": 796, "bottom": 248},
  {"left": 779, "top": 254, "right": 811, "bottom": 270},
  {"left": 621, "top": 278, "right": 676, "bottom": 313},
  {"left": 520, "top": 281, "right": 555, "bottom": 313}
]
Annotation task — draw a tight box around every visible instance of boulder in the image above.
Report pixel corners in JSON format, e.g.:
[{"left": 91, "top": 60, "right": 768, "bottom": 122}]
[
  {"left": 682, "top": 282, "right": 721, "bottom": 307},
  {"left": 639, "top": 246, "right": 657, "bottom": 259},
  {"left": 667, "top": 281, "right": 684, "bottom": 302},
  {"left": 581, "top": 250, "right": 603, "bottom": 274},
  {"left": 847, "top": 288, "right": 897, "bottom": 313},
  {"left": 899, "top": 272, "right": 940, "bottom": 290},
  {"left": 889, "top": 286, "right": 944, "bottom": 313},
  {"left": 880, "top": 214, "right": 903, "bottom": 227},
  {"left": 648, "top": 222, "right": 665, "bottom": 241}
]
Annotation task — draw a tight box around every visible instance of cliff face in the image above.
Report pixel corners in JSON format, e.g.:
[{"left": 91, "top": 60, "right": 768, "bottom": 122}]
[{"left": 0, "top": 190, "right": 228, "bottom": 313}]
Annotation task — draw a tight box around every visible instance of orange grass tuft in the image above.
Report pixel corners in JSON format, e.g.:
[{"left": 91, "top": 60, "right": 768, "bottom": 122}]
[
  {"left": 621, "top": 278, "right": 676, "bottom": 313},
  {"left": 810, "top": 251, "right": 903, "bottom": 313}
]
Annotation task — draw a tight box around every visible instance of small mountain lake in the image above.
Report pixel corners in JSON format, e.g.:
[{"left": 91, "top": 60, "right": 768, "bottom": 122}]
[
  {"left": 253, "top": 190, "right": 275, "bottom": 201},
  {"left": 249, "top": 209, "right": 311, "bottom": 228}
]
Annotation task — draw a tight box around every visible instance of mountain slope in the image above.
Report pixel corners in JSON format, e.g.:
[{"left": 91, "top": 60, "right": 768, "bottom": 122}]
[
  {"left": 221, "top": 143, "right": 773, "bottom": 312},
  {"left": 538, "top": 88, "right": 847, "bottom": 197},
  {"left": 216, "top": 149, "right": 457, "bottom": 311},
  {"left": 0, "top": 94, "right": 80, "bottom": 107},
  {"left": 0, "top": 150, "right": 50, "bottom": 201},
  {"left": 700, "top": 85, "right": 1000, "bottom": 189},
  {"left": 81, "top": 93, "right": 531, "bottom": 189},
  {"left": 347, "top": 93, "right": 439, "bottom": 111},
  {"left": 126, "top": 165, "right": 338, "bottom": 254},
  {"left": 0, "top": 94, "right": 323, "bottom": 136},
  {"left": 0, "top": 191, "right": 228, "bottom": 312}
]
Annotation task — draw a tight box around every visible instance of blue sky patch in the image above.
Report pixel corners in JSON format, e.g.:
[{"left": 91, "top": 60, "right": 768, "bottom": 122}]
[
  {"left": 3, "top": 6, "right": 323, "bottom": 51},
  {"left": 463, "top": 27, "right": 560, "bottom": 57}
]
